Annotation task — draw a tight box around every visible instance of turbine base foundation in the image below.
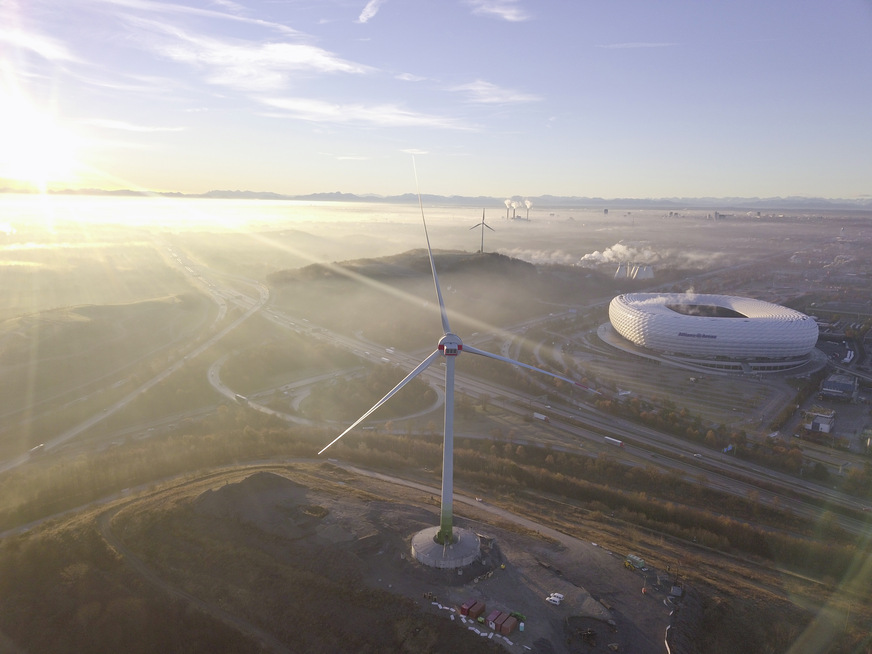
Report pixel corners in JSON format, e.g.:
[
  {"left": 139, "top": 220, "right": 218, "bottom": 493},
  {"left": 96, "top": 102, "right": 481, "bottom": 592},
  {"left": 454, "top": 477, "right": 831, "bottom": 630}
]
[{"left": 411, "top": 526, "right": 480, "bottom": 569}]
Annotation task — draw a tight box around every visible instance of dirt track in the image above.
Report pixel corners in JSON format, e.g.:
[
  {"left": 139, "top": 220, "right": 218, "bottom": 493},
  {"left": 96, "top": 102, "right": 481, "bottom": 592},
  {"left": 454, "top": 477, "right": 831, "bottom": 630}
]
[{"left": 100, "top": 462, "right": 680, "bottom": 653}]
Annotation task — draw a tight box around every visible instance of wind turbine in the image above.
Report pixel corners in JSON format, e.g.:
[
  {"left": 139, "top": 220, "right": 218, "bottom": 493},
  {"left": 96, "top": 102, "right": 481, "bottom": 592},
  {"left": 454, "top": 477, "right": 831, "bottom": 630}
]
[
  {"left": 469, "top": 209, "right": 495, "bottom": 253},
  {"left": 318, "top": 187, "right": 595, "bottom": 562}
]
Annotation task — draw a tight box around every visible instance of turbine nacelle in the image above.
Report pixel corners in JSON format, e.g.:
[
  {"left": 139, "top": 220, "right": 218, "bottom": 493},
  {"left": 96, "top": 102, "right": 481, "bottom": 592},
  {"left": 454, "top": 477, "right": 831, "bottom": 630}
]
[{"left": 438, "top": 333, "right": 462, "bottom": 357}]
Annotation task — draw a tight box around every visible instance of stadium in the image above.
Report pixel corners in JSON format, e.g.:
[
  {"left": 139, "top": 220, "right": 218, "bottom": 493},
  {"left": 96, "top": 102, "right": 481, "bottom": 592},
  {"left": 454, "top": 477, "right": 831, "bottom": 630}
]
[{"left": 605, "top": 293, "right": 820, "bottom": 373}]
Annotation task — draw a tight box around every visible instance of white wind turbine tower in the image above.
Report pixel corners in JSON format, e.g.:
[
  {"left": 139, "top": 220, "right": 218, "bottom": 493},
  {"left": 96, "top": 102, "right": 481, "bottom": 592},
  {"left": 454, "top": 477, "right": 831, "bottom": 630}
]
[
  {"left": 319, "top": 187, "right": 594, "bottom": 568},
  {"left": 469, "top": 208, "right": 495, "bottom": 253}
]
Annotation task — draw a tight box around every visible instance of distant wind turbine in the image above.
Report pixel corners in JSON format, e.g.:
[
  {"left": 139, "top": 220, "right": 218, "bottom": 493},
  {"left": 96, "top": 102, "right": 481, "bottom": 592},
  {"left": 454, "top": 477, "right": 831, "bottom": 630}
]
[
  {"left": 469, "top": 209, "right": 495, "bottom": 253},
  {"left": 319, "top": 168, "right": 596, "bottom": 561}
]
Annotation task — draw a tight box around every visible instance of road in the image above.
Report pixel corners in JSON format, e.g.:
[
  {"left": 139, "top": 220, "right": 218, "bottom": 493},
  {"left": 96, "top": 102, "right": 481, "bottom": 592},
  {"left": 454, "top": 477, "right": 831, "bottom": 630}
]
[
  {"left": 2, "top": 237, "right": 868, "bottom": 539},
  {"left": 246, "top": 305, "right": 872, "bottom": 533},
  {"left": 0, "top": 247, "right": 269, "bottom": 474}
]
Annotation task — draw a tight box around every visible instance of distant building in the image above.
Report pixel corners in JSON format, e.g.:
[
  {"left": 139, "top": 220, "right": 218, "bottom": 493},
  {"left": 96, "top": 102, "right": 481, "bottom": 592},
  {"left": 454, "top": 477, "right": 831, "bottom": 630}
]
[
  {"left": 607, "top": 293, "right": 819, "bottom": 373},
  {"left": 802, "top": 406, "right": 836, "bottom": 434},
  {"left": 614, "top": 263, "right": 655, "bottom": 280},
  {"left": 633, "top": 264, "right": 654, "bottom": 280},
  {"left": 614, "top": 262, "right": 627, "bottom": 279},
  {"left": 820, "top": 373, "right": 859, "bottom": 402}
]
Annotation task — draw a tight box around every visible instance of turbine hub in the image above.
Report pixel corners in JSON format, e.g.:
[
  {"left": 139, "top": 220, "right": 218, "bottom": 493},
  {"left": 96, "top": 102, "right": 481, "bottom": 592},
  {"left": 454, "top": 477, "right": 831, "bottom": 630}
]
[{"left": 438, "top": 332, "right": 463, "bottom": 357}]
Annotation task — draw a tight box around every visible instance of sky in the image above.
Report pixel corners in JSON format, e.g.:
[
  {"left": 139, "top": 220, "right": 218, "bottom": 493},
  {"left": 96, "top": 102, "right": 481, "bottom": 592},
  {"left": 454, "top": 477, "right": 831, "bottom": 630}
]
[{"left": 1, "top": 0, "right": 871, "bottom": 199}]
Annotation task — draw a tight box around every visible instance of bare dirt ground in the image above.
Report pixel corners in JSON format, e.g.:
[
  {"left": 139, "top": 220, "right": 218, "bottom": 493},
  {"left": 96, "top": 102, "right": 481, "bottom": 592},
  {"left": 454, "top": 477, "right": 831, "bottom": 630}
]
[{"left": 132, "top": 463, "right": 688, "bottom": 653}]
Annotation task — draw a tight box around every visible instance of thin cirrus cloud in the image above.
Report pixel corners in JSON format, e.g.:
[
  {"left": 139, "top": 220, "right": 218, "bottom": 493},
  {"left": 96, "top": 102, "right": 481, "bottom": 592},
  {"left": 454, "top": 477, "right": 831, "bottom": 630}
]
[
  {"left": 260, "top": 96, "right": 471, "bottom": 129},
  {"left": 92, "top": 0, "right": 299, "bottom": 36},
  {"left": 134, "top": 19, "right": 372, "bottom": 92},
  {"left": 451, "top": 80, "right": 541, "bottom": 104},
  {"left": 396, "top": 73, "right": 427, "bottom": 82},
  {"left": 100, "top": 8, "right": 471, "bottom": 132},
  {"left": 466, "top": 0, "right": 530, "bottom": 22},
  {"left": 358, "top": 0, "right": 388, "bottom": 24},
  {"left": 127, "top": 19, "right": 372, "bottom": 91},
  {"left": 0, "top": 28, "right": 80, "bottom": 63}
]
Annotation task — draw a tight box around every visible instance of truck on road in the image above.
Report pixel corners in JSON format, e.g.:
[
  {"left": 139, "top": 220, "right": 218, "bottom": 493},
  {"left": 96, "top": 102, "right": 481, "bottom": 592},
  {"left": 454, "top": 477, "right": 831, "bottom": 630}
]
[
  {"left": 533, "top": 412, "right": 550, "bottom": 423},
  {"left": 624, "top": 554, "right": 647, "bottom": 571}
]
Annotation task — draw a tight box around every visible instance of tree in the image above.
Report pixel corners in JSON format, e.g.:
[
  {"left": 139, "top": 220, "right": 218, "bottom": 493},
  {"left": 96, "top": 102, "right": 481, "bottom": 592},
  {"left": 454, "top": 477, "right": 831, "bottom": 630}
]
[{"left": 810, "top": 461, "right": 830, "bottom": 482}]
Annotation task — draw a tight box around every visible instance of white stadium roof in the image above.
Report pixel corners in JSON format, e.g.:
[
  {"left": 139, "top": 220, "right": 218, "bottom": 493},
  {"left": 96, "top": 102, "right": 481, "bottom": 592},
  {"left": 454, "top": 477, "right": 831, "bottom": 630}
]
[{"left": 609, "top": 293, "right": 819, "bottom": 361}]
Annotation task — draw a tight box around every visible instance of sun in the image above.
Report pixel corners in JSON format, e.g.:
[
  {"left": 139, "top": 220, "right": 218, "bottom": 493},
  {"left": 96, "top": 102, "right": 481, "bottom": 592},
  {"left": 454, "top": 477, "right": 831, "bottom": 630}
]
[{"left": 0, "top": 93, "right": 82, "bottom": 192}]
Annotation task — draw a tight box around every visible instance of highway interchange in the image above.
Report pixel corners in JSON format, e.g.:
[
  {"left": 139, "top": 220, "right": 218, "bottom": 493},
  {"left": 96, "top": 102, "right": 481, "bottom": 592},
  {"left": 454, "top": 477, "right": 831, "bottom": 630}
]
[{"left": 5, "top": 240, "right": 871, "bottom": 539}]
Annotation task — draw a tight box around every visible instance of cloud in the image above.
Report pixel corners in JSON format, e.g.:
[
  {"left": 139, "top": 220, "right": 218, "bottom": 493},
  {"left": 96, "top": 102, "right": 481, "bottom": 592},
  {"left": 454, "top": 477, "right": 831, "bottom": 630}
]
[
  {"left": 580, "top": 242, "right": 661, "bottom": 265},
  {"left": 133, "top": 19, "right": 372, "bottom": 92},
  {"left": 260, "top": 97, "right": 471, "bottom": 129},
  {"left": 499, "top": 248, "right": 577, "bottom": 266},
  {"left": 210, "top": 0, "right": 246, "bottom": 11},
  {"left": 577, "top": 241, "right": 728, "bottom": 270},
  {"left": 93, "top": 0, "right": 299, "bottom": 36},
  {"left": 467, "top": 0, "right": 529, "bottom": 22},
  {"left": 317, "top": 151, "right": 371, "bottom": 161},
  {"left": 358, "top": 0, "right": 387, "bottom": 24},
  {"left": 0, "top": 28, "right": 80, "bottom": 62},
  {"left": 68, "top": 69, "right": 184, "bottom": 98},
  {"left": 451, "top": 80, "right": 541, "bottom": 104},
  {"left": 396, "top": 72, "right": 426, "bottom": 82}
]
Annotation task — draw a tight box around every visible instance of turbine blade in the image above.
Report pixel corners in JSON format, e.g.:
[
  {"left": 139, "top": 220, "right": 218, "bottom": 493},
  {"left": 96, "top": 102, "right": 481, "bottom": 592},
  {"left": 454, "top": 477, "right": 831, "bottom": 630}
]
[
  {"left": 413, "top": 158, "right": 452, "bottom": 334},
  {"left": 318, "top": 350, "right": 441, "bottom": 455},
  {"left": 485, "top": 223, "right": 495, "bottom": 232},
  {"left": 469, "top": 223, "right": 480, "bottom": 230},
  {"left": 463, "top": 344, "right": 599, "bottom": 394}
]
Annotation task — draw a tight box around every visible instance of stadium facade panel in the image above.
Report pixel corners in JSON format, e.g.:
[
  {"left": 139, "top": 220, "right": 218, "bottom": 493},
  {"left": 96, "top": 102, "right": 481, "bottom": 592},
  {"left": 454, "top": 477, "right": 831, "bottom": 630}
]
[{"left": 608, "top": 293, "right": 819, "bottom": 360}]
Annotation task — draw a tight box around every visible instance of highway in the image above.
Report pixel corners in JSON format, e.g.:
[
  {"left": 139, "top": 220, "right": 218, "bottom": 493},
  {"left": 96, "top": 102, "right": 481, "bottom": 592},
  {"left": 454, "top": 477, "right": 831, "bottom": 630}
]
[
  {"left": 3, "top": 240, "right": 870, "bottom": 538},
  {"left": 240, "top": 297, "right": 872, "bottom": 535}
]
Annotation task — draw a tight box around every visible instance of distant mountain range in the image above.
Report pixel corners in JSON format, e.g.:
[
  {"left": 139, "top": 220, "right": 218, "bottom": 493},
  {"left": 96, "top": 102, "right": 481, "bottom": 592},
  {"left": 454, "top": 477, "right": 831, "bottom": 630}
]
[{"left": 3, "top": 186, "right": 871, "bottom": 211}]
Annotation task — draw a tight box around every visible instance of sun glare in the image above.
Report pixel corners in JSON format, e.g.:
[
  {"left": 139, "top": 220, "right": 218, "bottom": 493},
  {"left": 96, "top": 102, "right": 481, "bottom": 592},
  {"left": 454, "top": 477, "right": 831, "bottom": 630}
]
[{"left": 0, "top": 94, "right": 81, "bottom": 192}]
